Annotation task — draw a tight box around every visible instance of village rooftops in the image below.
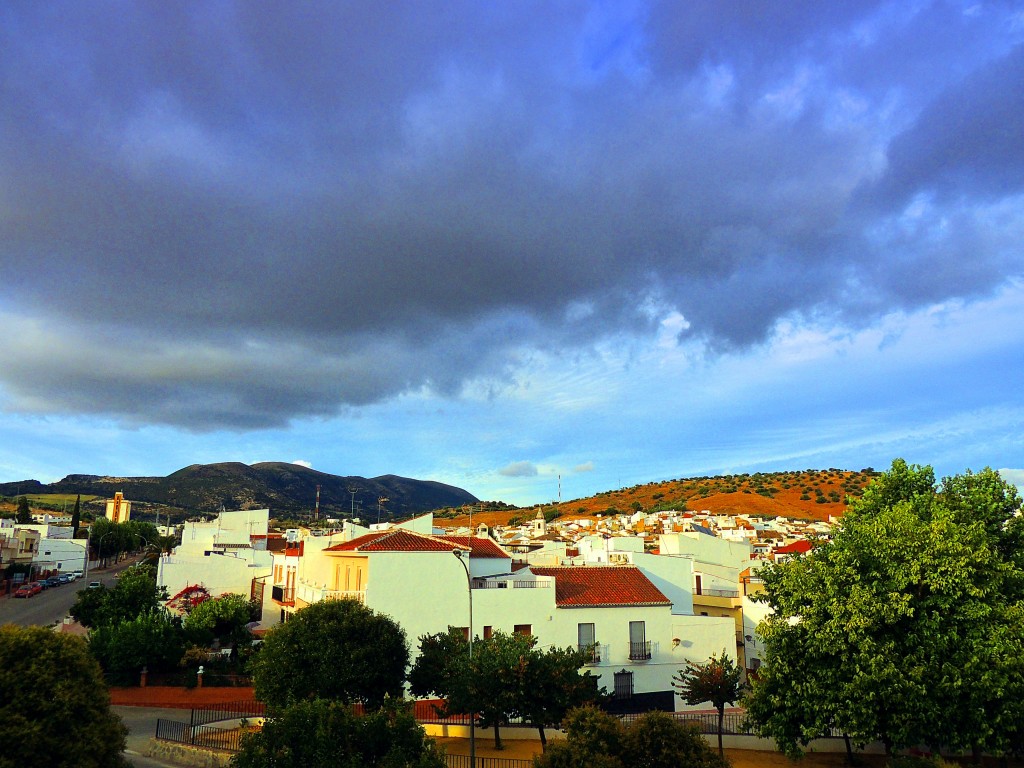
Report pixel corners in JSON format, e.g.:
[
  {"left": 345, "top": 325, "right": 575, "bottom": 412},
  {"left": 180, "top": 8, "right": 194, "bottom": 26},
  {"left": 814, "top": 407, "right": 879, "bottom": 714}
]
[{"left": 529, "top": 565, "right": 672, "bottom": 608}]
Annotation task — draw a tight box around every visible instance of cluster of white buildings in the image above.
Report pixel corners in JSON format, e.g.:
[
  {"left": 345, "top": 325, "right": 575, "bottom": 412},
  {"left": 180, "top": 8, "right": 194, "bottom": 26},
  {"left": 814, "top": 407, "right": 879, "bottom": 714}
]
[
  {"left": 0, "top": 517, "right": 88, "bottom": 577},
  {"left": 157, "top": 504, "right": 829, "bottom": 712}
]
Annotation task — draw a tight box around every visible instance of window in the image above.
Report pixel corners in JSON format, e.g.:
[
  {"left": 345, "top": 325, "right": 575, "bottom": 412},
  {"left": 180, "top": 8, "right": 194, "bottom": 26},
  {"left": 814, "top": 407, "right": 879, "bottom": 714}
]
[
  {"left": 514, "top": 624, "right": 532, "bottom": 636},
  {"left": 454, "top": 626, "right": 469, "bottom": 641},
  {"left": 613, "top": 670, "right": 633, "bottom": 700},
  {"left": 628, "top": 621, "right": 651, "bottom": 660},
  {"left": 483, "top": 626, "right": 493, "bottom": 639},
  {"left": 578, "top": 623, "right": 599, "bottom": 662}
]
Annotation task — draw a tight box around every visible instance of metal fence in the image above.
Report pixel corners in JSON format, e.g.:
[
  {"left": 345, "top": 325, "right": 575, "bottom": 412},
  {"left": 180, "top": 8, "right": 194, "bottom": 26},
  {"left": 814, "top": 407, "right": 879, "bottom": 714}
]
[
  {"left": 444, "top": 755, "right": 534, "bottom": 768},
  {"left": 155, "top": 718, "right": 248, "bottom": 753},
  {"left": 616, "top": 711, "right": 750, "bottom": 734},
  {"left": 189, "top": 699, "right": 266, "bottom": 727}
]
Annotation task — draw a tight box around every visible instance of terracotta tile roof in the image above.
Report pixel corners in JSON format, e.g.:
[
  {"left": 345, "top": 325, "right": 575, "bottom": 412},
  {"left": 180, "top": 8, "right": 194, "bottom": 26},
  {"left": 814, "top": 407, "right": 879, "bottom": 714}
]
[
  {"left": 324, "top": 529, "right": 470, "bottom": 553},
  {"left": 529, "top": 566, "right": 671, "bottom": 608},
  {"left": 437, "top": 536, "right": 510, "bottom": 559},
  {"left": 774, "top": 539, "right": 813, "bottom": 555}
]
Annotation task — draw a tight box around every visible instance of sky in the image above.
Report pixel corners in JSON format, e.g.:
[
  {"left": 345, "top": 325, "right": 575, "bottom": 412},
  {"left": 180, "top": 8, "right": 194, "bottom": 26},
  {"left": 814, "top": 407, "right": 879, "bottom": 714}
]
[{"left": 1, "top": 1, "right": 1023, "bottom": 506}]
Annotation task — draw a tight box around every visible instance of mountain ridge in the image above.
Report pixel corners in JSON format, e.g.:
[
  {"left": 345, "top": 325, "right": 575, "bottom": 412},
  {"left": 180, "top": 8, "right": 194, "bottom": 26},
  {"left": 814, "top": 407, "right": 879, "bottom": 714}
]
[{"left": 0, "top": 461, "right": 478, "bottom": 520}]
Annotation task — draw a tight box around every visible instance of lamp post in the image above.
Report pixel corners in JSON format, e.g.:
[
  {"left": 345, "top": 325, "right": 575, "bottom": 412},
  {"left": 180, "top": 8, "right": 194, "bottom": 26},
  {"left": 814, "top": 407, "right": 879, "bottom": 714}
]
[{"left": 452, "top": 548, "right": 475, "bottom": 768}]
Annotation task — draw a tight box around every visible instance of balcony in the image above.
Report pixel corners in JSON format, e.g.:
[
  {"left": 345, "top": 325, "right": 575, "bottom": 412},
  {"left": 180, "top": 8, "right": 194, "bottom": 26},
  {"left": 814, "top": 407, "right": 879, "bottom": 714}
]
[
  {"left": 271, "top": 585, "right": 295, "bottom": 605},
  {"left": 296, "top": 581, "right": 366, "bottom": 605},
  {"left": 579, "top": 643, "right": 603, "bottom": 665},
  {"left": 628, "top": 641, "right": 652, "bottom": 661}
]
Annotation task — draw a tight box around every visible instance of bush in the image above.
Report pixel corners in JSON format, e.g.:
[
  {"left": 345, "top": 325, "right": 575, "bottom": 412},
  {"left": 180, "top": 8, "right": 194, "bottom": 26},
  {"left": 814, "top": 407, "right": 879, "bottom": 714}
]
[
  {"left": 231, "top": 698, "right": 443, "bottom": 768},
  {"left": 534, "top": 706, "right": 728, "bottom": 768}
]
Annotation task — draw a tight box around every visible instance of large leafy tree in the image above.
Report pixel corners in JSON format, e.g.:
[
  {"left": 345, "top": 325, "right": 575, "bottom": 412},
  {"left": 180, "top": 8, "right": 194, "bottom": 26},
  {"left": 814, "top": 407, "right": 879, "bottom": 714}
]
[
  {"left": 70, "top": 564, "right": 167, "bottom": 628},
  {"left": 250, "top": 598, "right": 408, "bottom": 711},
  {"left": 0, "top": 625, "right": 128, "bottom": 768},
  {"left": 231, "top": 698, "right": 444, "bottom": 768},
  {"left": 672, "top": 650, "right": 742, "bottom": 757},
  {"left": 88, "top": 611, "right": 187, "bottom": 685},
  {"left": 409, "top": 628, "right": 600, "bottom": 750},
  {"left": 183, "top": 592, "right": 260, "bottom": 648},
  {"left": 745, "top": 460, "right": 1024, "bottom": 759}
]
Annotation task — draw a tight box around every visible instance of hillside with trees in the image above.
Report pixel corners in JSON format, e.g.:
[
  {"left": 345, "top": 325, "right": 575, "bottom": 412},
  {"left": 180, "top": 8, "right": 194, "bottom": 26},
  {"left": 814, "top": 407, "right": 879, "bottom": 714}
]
[
  {"left": 0, "top": 461, "right": 478, "bottom": 521},
  {"left": 439, "top": 468, "right": 880, "bottom": 527}
]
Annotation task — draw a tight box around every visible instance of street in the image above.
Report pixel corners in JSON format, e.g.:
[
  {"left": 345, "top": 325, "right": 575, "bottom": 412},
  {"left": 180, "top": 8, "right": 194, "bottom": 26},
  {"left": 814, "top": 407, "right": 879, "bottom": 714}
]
[{"left": 0, "top": 565, "right": 123, "bottom": 628}]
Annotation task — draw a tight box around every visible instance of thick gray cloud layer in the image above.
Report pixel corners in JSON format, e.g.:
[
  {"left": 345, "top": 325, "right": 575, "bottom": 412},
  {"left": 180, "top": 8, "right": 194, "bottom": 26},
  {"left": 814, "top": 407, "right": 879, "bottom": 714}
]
[{"left": 1, "top": 1, "right": 1021, "bottom": 429}]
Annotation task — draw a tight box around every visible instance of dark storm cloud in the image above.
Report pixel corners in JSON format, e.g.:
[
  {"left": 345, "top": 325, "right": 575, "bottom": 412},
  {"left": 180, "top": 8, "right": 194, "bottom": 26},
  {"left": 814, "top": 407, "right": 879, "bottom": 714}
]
[{"left": 0, "top": 1, "right": 1021, "bottom": 429}]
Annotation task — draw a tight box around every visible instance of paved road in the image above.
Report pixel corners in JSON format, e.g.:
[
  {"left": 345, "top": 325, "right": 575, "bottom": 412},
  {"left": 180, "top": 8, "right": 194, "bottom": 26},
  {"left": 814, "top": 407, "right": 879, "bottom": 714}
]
[
  {"left": 114, "top": 706, "right": 192, "bottom": 768},
  {"left": 0, "top": 560, "right": 134, "bottom": 627}
]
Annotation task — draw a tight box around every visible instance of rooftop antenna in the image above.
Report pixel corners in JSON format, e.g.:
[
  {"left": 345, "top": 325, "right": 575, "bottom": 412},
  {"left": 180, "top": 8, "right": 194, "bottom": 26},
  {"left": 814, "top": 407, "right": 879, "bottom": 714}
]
[
  {"left": 558, "top": 474, "right": 562, "bottom": 504},
  {"left": 348, "top": 486, "right": 358, "bottom": 518},
  {"left": 314, "top": 484, "right": 321, "bottom": 522},
  {"left": 377, "top": 496, "right": 389, "bottom": 525}
]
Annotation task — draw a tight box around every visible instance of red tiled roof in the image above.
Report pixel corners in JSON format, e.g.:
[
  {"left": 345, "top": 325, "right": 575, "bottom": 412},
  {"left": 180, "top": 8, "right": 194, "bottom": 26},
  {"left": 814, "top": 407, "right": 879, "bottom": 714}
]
[
  {"left": 324, "top": 529, "right": 470, "bottom": 553},
  {"left": 438, "top": 536, "right": 510, "bottom": 559},
  {"left": 529, "top": 566, "right": 671, "bottom": 608},
  {"left": 774, "top": 539, "right": 813, "bottom": 555}
]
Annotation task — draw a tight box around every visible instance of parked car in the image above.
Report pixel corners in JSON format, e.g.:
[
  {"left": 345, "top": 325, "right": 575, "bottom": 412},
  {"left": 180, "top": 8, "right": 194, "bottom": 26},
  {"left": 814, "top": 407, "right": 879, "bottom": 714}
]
[
  {"left": 14, "top": 582, "right": 42, "bottom": 598},
  {"left": 87, "top": 582, "right": 102, "bottom": 589},
  {"left": 58, "top": 574, "right": 73, "bottom": 584},
  {"left": 72, "top": 570, "right": 84, "bottom": 579},
  {"left": 42, "top": 577, "right": 62, "bottom": 588}
]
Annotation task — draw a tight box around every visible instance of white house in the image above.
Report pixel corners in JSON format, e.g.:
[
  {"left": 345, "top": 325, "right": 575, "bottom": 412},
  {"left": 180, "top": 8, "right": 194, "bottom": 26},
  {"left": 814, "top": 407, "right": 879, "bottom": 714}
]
[
  {"left": 158, "top": 509, "right": 274, "bottom": 620},
  {"left": 271, "top": 523, "right": 734, "bottom": 713}
]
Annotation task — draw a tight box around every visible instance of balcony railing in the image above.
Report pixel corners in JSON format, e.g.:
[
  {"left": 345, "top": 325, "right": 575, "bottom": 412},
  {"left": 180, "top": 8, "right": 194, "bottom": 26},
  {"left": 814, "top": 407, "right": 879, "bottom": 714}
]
[
  {"left": 323, "top": 589, "right": 366, "bottom": 603},
  {"left": 695, "top": 587, "right": 740, "bottom": 598},
  {"left": 271, "top": 585, "right": 295, "bottom": 604},
  {"left": 473, "top": 580, "right": 552, "bottom": 589},
  {"left": 296, "top": 581, "right": 366, "bottom": 605},
  {"left": 579, "top": 643, "right": 603, "bottom": 664},
  {"left": 628, "top": 641, "right": 652, "bottom": 661}
]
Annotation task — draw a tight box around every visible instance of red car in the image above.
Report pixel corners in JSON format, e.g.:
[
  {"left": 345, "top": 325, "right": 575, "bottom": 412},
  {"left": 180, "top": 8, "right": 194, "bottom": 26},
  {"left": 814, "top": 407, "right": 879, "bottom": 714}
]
[{"left": 13, "top": 582, "right": 42, "bottom": 598}]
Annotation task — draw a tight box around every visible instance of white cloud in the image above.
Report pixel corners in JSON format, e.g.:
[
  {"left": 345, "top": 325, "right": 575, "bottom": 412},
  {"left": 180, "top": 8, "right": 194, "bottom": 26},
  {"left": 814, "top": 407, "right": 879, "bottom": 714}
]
[
  {"left": 499, "top": 461, "right": 538, "bottom": 478},
  {"left": 292, "top": 460, "right": 313, "bottom": 469}
]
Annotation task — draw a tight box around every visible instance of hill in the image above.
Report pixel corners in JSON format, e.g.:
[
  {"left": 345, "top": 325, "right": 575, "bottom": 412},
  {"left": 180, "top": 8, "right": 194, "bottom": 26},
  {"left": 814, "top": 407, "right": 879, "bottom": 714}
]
[
  {"left": 0, "top": 462, "right": 478, "bottom": 521},
  {"left": 441, "top": 468, "right": 879, "bottom": 527}
]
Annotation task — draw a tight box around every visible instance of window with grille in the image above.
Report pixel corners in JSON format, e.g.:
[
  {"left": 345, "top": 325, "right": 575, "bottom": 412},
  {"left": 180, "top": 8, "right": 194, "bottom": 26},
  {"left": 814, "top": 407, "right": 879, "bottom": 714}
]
[{"left": 613, "top": 670, "right": 633, "bottom": 699}]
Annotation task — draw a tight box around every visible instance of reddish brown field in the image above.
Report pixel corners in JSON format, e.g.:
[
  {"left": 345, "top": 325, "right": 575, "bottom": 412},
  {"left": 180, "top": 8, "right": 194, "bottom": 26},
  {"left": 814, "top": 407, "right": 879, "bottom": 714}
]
[{"left": 442, "top": 469, "right": 877, "bottom": 527}]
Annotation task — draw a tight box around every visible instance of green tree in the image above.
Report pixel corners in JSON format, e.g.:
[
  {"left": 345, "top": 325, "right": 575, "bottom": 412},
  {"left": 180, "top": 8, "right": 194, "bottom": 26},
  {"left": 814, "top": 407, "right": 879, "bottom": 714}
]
[
  {"left": 519, "top": 643, "right": 603, "bottom": 749},
  {"left": 411, "top": 629, "right": 528, "bottom": 749},
  {"left": 410, "top": 629, "right": 600, "bottom": 750},
  {"left": 744, "top": 460, "right": 1024, "bottom": 759},
  {"left": 70, "top": 494, "right": 81, "bottom": 536},
  {"left": 231, "top": 698, "right": 444, "bottom": 768},
  {"left": 69, "top": 564, "right": 167, "bottom": 628},
  {"left": 0, "top": 625, "right": 128, "bottom": 768},
  {"left": 89, "top": 611, "right": 187, "bottom": 685},
  {"left": 183, "top": 592, "right": 259, "bottom": 648},
  {"left": 534, "top": 705, "right": 727, "bottom": 768},
  {"left": 15, "top": 495, "right": 31, "bottom": 524},
  {"left": 672, "top": 650, "right": 743, "bottom": 757},
  {"left": 250, "top": 598, "right": 408, "bottom": 711}
]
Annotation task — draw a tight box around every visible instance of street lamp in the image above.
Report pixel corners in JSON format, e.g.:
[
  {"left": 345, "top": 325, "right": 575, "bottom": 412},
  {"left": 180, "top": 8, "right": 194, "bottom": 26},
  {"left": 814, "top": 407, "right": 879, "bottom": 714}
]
[{"left": 452, "top": 548, "right": 475, "bottom": 768}]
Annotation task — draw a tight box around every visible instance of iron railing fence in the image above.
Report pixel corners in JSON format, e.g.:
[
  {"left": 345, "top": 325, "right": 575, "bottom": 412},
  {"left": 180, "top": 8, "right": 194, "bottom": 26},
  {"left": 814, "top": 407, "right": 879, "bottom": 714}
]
[
  {"left": 155, "top": 718, "right": 247, "bottom": 753},
  {"left": 444, "top": 755, "right": 534, "bottom": 768},
  {"left": 189, "top": 700, "right": 266, "bottom": 727}
]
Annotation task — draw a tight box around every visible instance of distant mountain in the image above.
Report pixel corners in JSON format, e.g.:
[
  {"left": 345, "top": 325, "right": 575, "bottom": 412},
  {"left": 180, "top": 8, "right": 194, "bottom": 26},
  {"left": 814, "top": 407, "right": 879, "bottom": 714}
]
[{"left": 0, "top": 461, "right": 478, "bottom": 520}]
